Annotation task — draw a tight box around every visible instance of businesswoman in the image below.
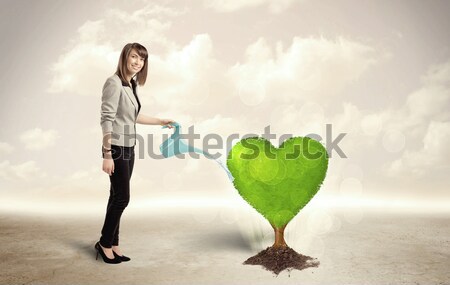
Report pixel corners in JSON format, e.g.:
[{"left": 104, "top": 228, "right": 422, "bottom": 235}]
[{"left": 96, "top": 42, "right": 175, "bottom": 264}]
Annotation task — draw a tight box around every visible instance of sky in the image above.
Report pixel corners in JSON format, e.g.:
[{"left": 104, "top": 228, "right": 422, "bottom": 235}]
[{"left": 0, "top": 0, "right": 449, "bottom": 214}]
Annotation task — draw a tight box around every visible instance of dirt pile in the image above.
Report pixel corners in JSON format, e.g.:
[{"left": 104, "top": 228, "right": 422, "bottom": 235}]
[{"left": 243, "top": 246, "right": 319, "bottom": 275}]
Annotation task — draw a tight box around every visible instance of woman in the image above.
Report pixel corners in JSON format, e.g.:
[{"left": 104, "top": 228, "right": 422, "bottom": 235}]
[{"left": 96, "top": 42, "right": 175, "bottom": 264}]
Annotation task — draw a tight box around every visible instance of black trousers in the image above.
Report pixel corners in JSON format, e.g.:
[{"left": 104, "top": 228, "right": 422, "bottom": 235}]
[{"left": 100, "top": 144, "right": 135, "bottom": 248}]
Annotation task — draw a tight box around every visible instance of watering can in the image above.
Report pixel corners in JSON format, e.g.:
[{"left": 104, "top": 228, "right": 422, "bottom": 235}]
[{"left": 159, "top": 122, "right": 234, "bottom": 181}]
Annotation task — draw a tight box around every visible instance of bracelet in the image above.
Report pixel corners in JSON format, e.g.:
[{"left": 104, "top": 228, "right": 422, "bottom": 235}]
[
  {"left": 102, "top": 152, "right": 112, "bottom": 159},
  {"left": 102, "top": 147, "right": 112, "bottom": 153}
]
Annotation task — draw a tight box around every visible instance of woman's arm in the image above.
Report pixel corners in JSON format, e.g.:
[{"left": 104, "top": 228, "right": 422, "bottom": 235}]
[
  {"left": 100, "top": 78, "right": 121, "bottom": 161},
  {"left": 136, "top": 113, "right": 175, "bottom": 128}
]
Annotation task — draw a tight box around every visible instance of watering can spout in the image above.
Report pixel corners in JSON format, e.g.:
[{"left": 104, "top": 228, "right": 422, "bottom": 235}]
[
  {"left": 159, "top": 122, "right": 234, "bottom": 181},
  {"left": 159, "top": 122, "right": 203, "bottom": 158}
]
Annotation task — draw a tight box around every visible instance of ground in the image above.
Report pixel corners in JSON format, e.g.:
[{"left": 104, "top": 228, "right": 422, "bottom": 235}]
[{"left": 0, "top": 207, "right": 449, "bottom": 284}]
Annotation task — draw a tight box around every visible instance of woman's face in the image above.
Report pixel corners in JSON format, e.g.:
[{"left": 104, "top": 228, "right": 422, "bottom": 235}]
[{"left": 126, "top": 49, "right": 145, "bottom": 76}]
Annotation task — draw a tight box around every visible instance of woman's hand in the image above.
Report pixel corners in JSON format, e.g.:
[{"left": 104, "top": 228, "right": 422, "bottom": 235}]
[
  {"left": 136, "top": 114, "right": 177, "bottom": 127},
  {"left": 102, "top": 158, "right": 115, "bottom": 176},
  {"left": 160, "top": 118, "right": 176, "bottom": 129}
]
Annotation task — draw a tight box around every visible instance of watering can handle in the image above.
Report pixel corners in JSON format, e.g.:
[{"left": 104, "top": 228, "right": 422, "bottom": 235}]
[
  {"left": 161, "top": 122, "right": 180, "bottom": 136},
  {"left": 161, "top": 122, "right": 180, "bottom": 129}
]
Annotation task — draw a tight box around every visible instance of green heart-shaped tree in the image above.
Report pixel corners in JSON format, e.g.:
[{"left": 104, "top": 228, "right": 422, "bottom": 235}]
[{"left": 227, "top": 136, "right": 329, "bottom": 273}]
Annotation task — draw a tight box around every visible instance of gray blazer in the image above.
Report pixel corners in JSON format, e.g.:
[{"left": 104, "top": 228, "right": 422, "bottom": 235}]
[{"left": 100, "top": 73, "right": 141, "bottom": 147}]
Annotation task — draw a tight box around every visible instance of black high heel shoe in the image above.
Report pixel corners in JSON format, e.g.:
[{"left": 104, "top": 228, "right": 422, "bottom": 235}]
[
  {"left": 95, "top": 242, "right": 122, "bottom": 264},
  {"left": 113, "top": 250, "right": 131, "bottom": 262}
]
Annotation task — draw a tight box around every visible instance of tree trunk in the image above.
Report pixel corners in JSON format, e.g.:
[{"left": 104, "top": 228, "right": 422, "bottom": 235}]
[{"left": 271, "top": 224, "right": 287, "bottom": 248}]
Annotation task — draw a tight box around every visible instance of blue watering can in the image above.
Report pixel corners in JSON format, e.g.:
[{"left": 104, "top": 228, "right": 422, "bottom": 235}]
[{"left": 159, "top": 122, "right": 234, "bottom": 182}]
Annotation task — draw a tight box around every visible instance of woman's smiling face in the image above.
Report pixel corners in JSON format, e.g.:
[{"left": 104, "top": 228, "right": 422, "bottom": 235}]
[{"left": 127, "top": 48, "right": 145, "bottom": 76}]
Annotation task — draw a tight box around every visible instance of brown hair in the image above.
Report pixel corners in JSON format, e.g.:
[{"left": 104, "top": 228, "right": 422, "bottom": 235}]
[{"left": 115, "top": 42, "right": 149, "bottom": 86}]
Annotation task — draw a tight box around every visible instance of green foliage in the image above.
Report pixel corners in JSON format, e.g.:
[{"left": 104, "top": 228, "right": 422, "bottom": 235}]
[{"left": 227, "top": 136, "right": 329, "bottom": 228}]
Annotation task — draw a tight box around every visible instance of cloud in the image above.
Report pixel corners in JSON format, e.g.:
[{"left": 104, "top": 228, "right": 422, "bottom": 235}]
[
  {"left": 379, "top": 60, "right": 450, "bottom": 176},
  {"left": 0, "top": 142, "right": 14, "bottom": 155},
  {"left": 387, "top": 121, "right": 450, "bottom": 176},
  {"left": 227, "top": 36, "right": 378, "bottom": 105},
  {"left": 20, "top": 128, "right": 59, "bottom": 151},
  {"left": 204, "top": 0, "right": 303, "bottom": 14},
  {"left": 188, "top": 114, "right": 239, "bottom": 153},
  {"left": 304, "top": 59, "right": 450, "bottom": 181},
  {"left": 46, "top": 42, "right": 118, "bottom": 96},
  {"left": 405, "top": 60, "right": 450, "bottom": 125},
  {"left": 422, "top": 59, "right": 450, "bottom": 86},
  {"left": 373, "top": 60, "right": 450, "bottom": 143},
  {"left": 143, "top": 34, "right": 223, "bottom": 110},
  {"left": 42, "top": 0, "right": 448, "bottom": 197},
  {"left": 47, "top": 3, "right": 186, "bottom": 96},
  {"left": 139, "top": 34, "right": 379, "bottom": 182},
  {"left": 0, "top": 160, "right": 45, "bottom": 181},
  {"left": 405, "top": 86, "right": 449, "bottom": 129},
  {"left": 263, "top": 54, "right": 450, "bottom": 183},
  {"left": 360, "top": 113, "right": 385, "bottom": 137}
]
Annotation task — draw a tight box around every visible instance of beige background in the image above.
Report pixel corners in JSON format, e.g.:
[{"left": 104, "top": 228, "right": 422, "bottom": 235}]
[
  {"left": 1, "top": 1, "right": 449, "bottom": 284},
  {"left": 0, "top": 0, "right": 449, "bottom": 215}
]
